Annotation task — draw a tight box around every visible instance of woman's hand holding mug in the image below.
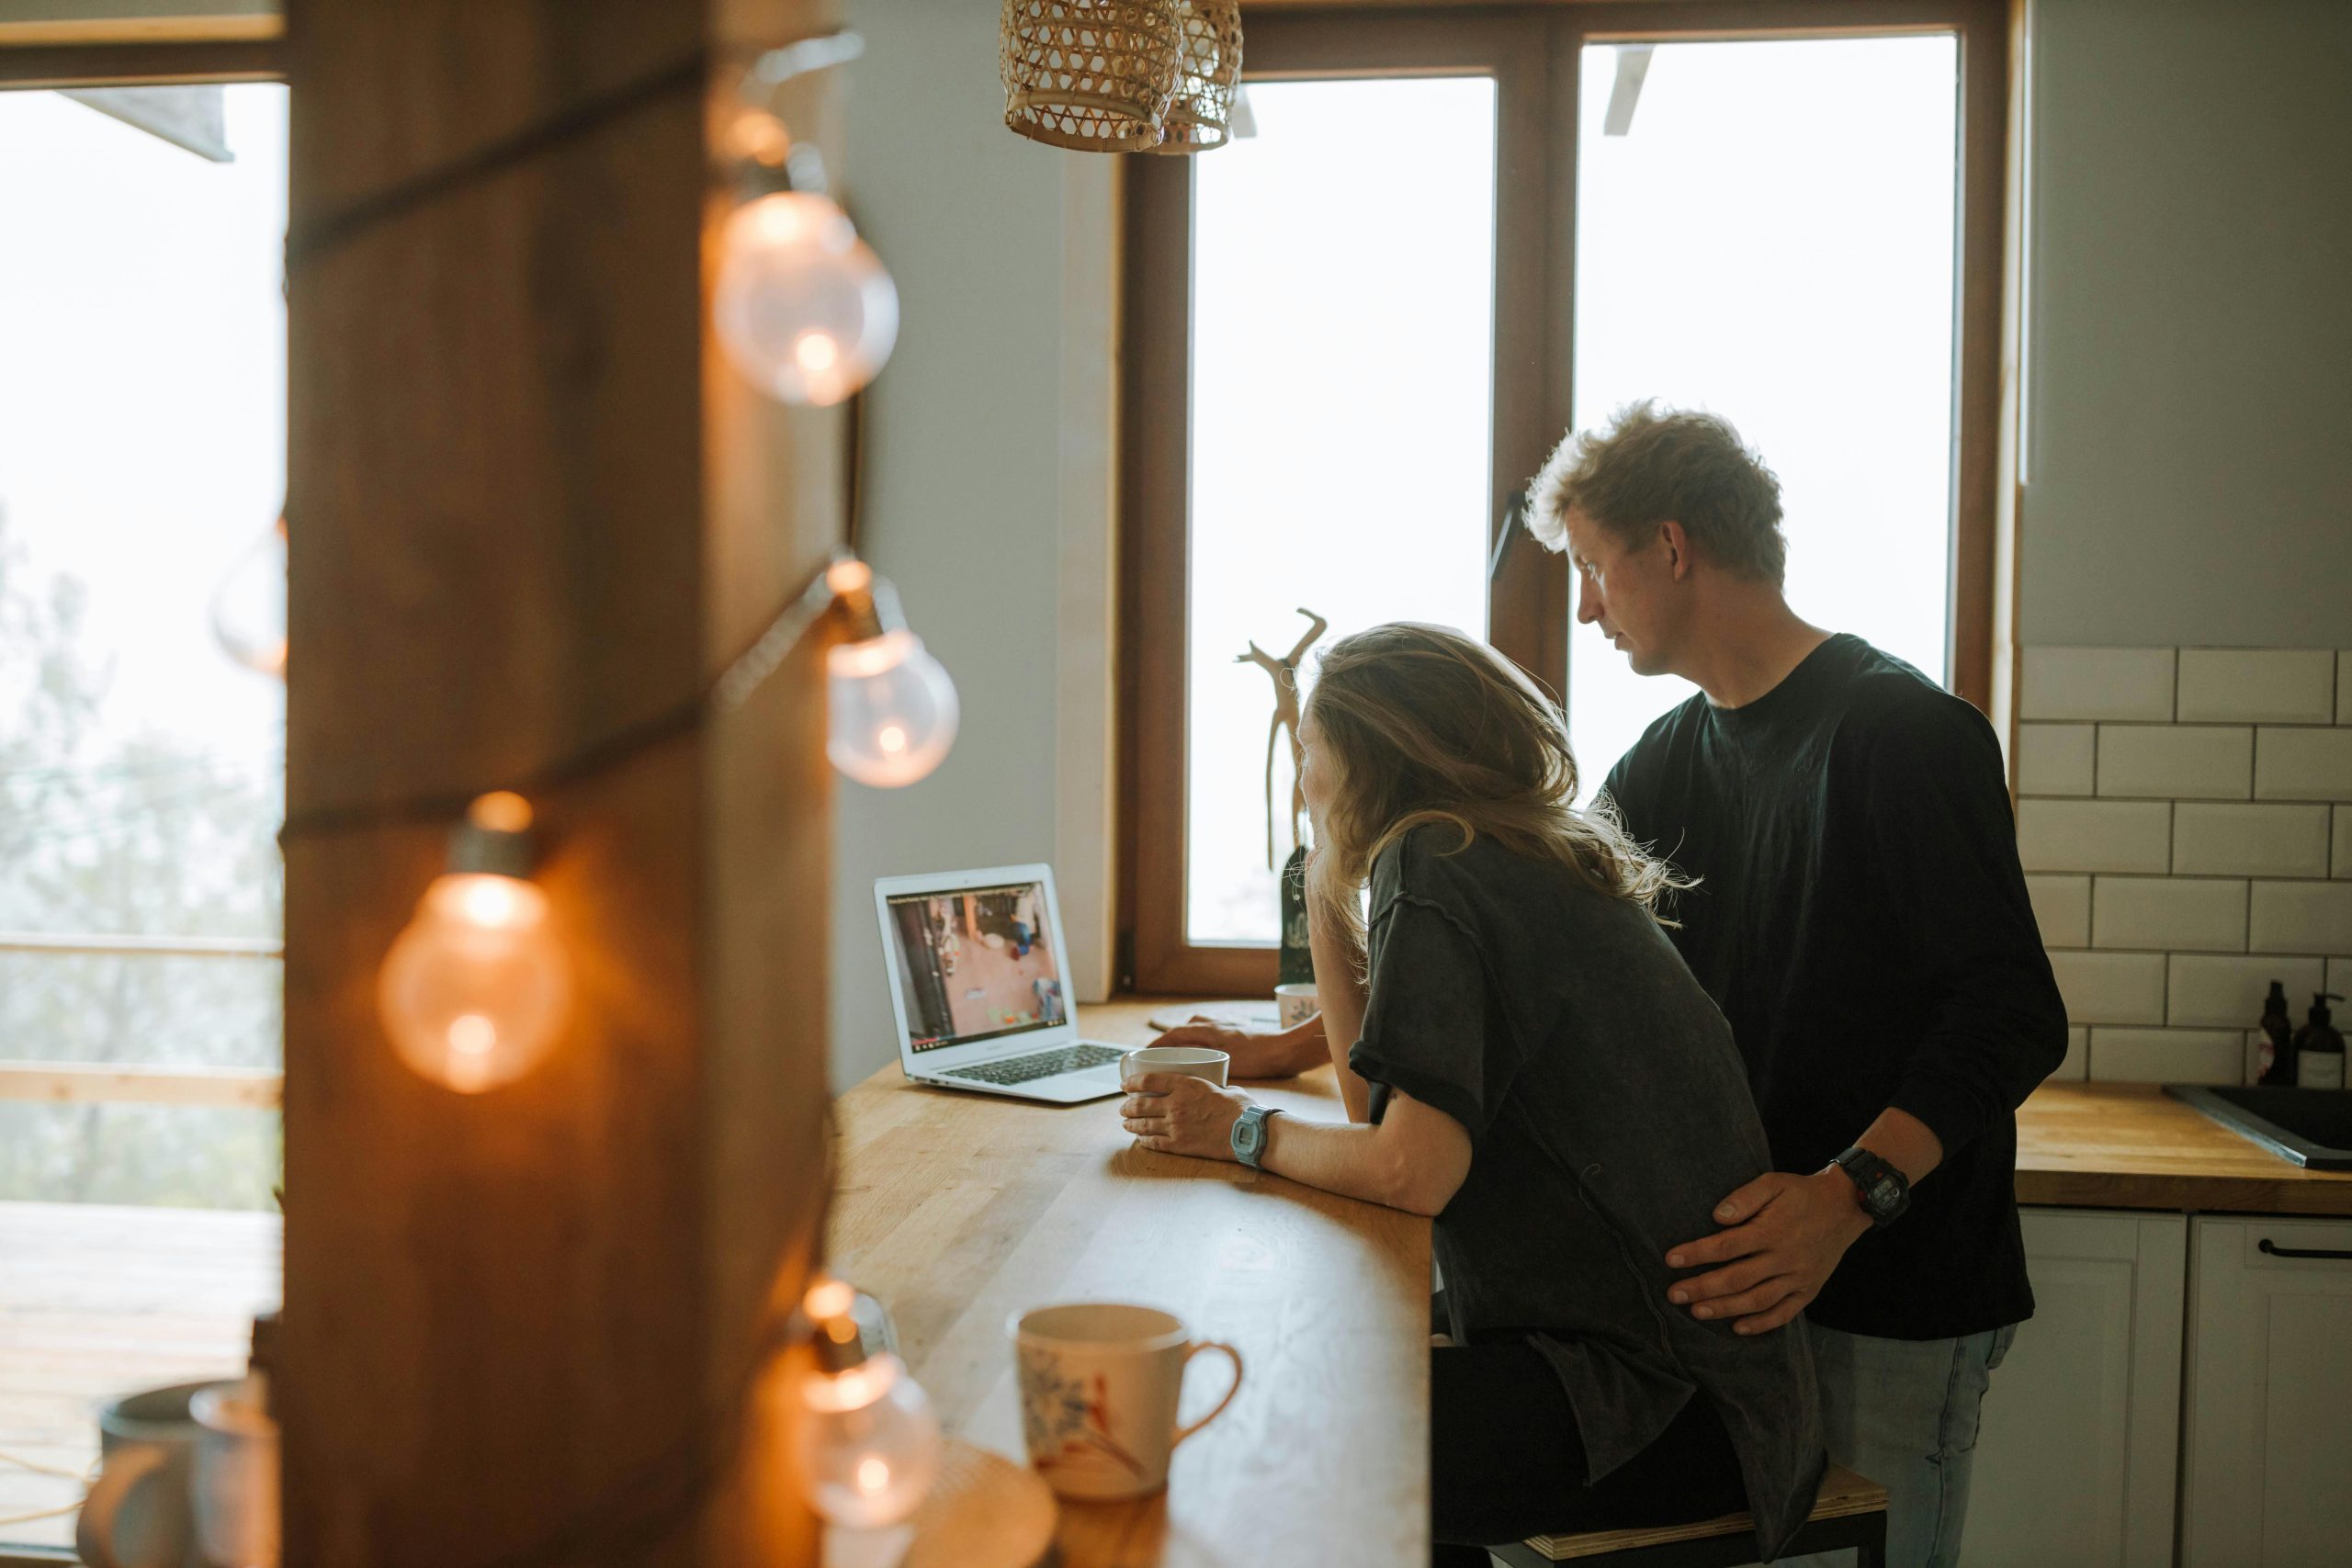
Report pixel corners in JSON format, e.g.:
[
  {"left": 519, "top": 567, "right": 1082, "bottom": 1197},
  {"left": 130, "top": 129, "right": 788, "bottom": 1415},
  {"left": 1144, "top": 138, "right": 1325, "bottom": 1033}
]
[{"left": 1121, "top": 1072, "right": 1254, "bottom": 1162}]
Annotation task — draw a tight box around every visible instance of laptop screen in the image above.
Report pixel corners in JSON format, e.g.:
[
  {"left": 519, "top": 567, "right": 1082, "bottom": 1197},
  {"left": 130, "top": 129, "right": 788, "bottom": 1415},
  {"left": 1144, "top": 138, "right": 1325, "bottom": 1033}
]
[{"left": 883, "top": 880, "right": 1065, "bottom": 1054}]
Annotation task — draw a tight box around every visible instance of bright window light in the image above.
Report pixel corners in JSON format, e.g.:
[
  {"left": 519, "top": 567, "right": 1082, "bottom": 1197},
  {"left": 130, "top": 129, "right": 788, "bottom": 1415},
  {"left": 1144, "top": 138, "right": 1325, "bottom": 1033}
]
[
  {"left": 1184, "top": 76, "right": 1498, "bottom": 945},
  {"left": 1567, "top": 36, "right": 1961, "bottom": 795}
]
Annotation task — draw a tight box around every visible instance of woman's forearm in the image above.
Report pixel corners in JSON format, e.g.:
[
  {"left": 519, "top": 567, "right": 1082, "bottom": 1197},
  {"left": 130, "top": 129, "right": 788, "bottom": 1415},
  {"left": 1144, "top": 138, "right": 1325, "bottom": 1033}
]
[
  {"left": 1259, "top": 1112, "right": 1432, "bottom": 1215},
  {"left": 1308, "top": 898, "right": 1374, "bottom": 1122}
]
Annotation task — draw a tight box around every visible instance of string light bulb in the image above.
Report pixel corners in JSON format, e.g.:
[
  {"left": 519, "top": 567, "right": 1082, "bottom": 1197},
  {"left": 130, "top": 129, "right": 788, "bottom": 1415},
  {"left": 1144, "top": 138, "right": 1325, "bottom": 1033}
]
[
  {"left": 378, "top": 793, "right": 571, "bottom": 1093},
  {"left": 792, "top": 1274, "right": 941, "bottom": 1529},
  {"left": 715, "top": 190, "right": 898, "bottom": 407},
  {"left": 211, "top": 515, "right": 288, "bottom": 679},
  {"left": 820, "top": 560, "right": 956, "bottom": 787}
]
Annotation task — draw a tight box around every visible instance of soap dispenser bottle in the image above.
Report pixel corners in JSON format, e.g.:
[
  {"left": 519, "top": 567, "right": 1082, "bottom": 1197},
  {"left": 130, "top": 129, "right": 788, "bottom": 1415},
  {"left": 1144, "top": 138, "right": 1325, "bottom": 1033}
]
[
  {"left": 2257, "top": 981, "right": 2297, "bottom": 1085},
  {"left": 2292, "top": 992, "right": 2346, "bottom": 1091}
]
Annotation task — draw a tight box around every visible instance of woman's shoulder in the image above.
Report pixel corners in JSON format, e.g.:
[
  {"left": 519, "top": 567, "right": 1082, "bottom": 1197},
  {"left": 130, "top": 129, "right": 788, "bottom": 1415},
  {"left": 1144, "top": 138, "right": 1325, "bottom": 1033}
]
[{"left": 1371, "top": 820, "right": 1604, "bottom": 926}]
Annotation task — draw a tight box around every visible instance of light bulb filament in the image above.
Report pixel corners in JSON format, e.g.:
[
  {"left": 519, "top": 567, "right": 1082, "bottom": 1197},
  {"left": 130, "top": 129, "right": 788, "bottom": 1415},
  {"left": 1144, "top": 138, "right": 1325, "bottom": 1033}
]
[
  {"left": 796, "top": 332, "right": 840, "bottom": 372},
  {"left": 855, "top": 1457, "right": 890, "bottom": 1495},
  {"left": 448, "top": 1013, "right": 496, "bottom": 1056}
]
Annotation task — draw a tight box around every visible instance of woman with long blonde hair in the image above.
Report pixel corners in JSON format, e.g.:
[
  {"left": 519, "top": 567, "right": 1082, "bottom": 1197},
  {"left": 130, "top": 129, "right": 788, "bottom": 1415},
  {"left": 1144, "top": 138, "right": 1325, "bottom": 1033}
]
[{"left": 1121, "top": 623, "right": 1823, "bottom": 1563}]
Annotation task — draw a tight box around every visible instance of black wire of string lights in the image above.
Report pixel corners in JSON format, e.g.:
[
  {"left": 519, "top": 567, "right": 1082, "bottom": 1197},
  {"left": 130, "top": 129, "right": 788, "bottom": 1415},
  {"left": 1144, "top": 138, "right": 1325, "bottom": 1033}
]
[
  {"left": 275, "top": 556, "right": 860, "bottom": 849},
  {"left": 282, "top": 29, "right": 865, "bottom": 276}
]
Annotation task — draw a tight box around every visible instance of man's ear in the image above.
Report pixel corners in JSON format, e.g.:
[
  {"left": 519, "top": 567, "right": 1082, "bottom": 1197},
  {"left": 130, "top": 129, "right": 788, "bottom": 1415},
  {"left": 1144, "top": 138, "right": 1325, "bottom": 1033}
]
[{"left": 1658, "top": 519, "right": 1696, "bottom": 581}]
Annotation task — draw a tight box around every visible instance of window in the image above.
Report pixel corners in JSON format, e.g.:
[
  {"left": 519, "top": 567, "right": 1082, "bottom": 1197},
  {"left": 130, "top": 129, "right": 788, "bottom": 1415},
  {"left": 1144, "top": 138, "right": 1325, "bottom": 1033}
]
[
  {"left": 1120, "top": 3, "right": 2005, "bottom": 994},
  {"left": 1566, "top": 33, "right": 1964, "bottom": 779},
  {"left": 0, "top": 76, "right": 285, "bottom": 1551}
]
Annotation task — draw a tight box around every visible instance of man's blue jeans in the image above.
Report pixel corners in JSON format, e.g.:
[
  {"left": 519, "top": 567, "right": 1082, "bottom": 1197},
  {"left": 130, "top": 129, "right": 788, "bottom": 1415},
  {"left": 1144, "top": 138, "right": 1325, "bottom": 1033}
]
[{"left": 1784, "top": 1320, "right": 2018, "bottom": 1568}]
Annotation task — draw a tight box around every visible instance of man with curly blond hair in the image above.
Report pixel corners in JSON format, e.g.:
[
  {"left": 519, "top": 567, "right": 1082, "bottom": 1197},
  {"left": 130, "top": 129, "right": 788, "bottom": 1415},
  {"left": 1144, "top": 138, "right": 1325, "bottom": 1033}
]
[{"left": 1528, "top": 401, "right": 2066, "bottom": 1568}]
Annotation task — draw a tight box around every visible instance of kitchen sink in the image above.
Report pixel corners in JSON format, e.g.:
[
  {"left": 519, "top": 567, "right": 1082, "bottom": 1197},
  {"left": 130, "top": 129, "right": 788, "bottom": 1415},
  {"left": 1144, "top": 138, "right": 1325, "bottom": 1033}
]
[{"left": 2166, "top": 1085, "right": 2352, "bottom": 1170}]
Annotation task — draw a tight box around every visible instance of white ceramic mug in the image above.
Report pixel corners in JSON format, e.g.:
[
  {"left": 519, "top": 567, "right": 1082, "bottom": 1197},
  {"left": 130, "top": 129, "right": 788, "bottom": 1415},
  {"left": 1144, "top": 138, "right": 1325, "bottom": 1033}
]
[
  {"left": 1012, "top": 1303, "right": 1243, "bottom": 1499},
  {"left": 191, "top": 1379, "right": 279, "bottom": 1568},
  {"left": 1121, "top": 1045, "right": 1229, "bottom": 1087},
  {"left": 76, "top": 1381, "right": 228, "bottom": 1568},
  {"left": 1275, "top": 982, "right": 1318, "bottom": 1031}
]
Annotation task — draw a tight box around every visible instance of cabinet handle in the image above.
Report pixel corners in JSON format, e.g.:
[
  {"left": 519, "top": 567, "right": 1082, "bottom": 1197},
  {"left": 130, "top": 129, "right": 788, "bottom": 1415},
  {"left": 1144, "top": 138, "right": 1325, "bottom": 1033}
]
[{"left": 2258, "top": 1238, "right": 2352, "bottom": 1261}]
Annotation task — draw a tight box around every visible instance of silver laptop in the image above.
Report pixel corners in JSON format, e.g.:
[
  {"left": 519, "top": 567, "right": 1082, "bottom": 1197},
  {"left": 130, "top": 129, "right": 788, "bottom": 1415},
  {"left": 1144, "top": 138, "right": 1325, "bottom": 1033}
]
[{"left": 873, "top": 863, "right": 1127, "bottom": 1103}]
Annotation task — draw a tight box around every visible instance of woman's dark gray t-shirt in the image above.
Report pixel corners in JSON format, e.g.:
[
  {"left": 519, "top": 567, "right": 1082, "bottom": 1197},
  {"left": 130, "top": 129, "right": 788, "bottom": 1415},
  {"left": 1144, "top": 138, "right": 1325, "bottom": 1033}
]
[{"left": 1350, "top": 826, "right": 1823, "bottom": 1558}]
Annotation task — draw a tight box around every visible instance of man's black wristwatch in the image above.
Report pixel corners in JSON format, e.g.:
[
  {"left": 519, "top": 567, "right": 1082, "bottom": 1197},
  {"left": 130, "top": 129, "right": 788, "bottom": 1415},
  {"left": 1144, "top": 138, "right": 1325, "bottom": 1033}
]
[{"left": 1831, "top": 1145, "right": 1911, "bottom": 1228}]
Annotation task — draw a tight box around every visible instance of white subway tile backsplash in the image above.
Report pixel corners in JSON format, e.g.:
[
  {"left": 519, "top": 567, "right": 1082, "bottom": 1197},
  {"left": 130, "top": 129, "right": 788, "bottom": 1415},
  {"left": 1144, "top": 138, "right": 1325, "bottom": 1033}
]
[
  {"left": 2096, "top": 725, "right": 2251, "bottom": 799},
  {"left": 2247, "top": 881, "right": 2352, "bottom": 954},
  {"left": 2016, "top": 649, "right": 2352, "bottom": 1103},
  {"left": 2048, "top": 951, "right": 2167, "bottom": 1024},
  {"left": 2017, "top": 800, "right": 2171, "bottom": 874},
  {"left": 2021, "top": 648, "right": 2176, "bottom": 722},
  {"left": 2087, "top": 1028, "right": 2244, "bottom": 1085},
  {"left": 2171, "top": 803, "right": 2332, "bottom": 877},
  {"left": 2092, "top": 876, "right": 2247, "bottom": 953},
  {"left": 2018, "top": 724, "right": 2096, "bottom": 796},
  {"left": 2256, "top": 728, "right": 2352, "bottom": 801},
  {"left": 2165, "top": 953, "right": 2326, "bottom": 1027},
  {"left": 2175, "top": 649, "right": 2336, "bottom": 724},
  {"left": 2027, "top": 874, "right": 2091, "bottom": 947}
]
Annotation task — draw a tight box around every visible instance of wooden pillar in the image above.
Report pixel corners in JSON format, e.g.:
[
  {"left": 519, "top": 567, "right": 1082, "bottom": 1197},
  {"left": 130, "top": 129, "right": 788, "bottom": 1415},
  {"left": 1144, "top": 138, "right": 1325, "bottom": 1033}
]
[{"left": 281, "top": 2, "right": 843, "bottom": 1562}]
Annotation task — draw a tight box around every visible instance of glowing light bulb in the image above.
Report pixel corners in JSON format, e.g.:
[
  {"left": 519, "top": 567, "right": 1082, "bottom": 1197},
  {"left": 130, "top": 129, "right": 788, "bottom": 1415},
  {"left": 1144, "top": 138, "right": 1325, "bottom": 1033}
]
[
  {"left": 378, "top": 795, "right": 571, "bottom": 1093},
  {"left": 793, "top": 1350, "right": 941, "bottom": 1529},
  {"left": 826, "top": 628, "right": 957, "bottom": 787},
  {"left": 714, "top": 191, "right": 898, "bottom": 406},
  {"left": 211, "top": 517, "right": 288, "bottom": 679}
]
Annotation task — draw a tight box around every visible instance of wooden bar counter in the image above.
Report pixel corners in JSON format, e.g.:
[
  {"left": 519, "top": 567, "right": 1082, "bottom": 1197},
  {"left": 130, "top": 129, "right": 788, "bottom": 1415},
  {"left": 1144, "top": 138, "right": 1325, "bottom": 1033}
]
[
  {"left": 2017, "top": 1081, "right": 2352, "bottom": 1215},
  {"left": 829, "top": 999, "right": 1432, "bottom": 1567}
]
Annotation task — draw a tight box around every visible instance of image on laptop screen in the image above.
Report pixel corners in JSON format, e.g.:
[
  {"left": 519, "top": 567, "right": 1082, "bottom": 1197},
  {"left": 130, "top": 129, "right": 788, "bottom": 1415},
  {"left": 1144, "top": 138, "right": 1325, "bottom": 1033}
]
[{"left": 883, "top": 880, "right": 1066, "bottom": 1054}]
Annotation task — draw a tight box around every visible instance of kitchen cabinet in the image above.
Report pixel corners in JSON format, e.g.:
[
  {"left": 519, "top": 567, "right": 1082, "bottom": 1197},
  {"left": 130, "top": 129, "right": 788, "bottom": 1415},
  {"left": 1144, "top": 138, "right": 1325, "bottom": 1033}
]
[
  {"left": 2181, "top": 1215, "right": 2352, "bottom": 1568},
  {"left": 1971, "top": 1209, "right": 2187, "bottom": 1568}
]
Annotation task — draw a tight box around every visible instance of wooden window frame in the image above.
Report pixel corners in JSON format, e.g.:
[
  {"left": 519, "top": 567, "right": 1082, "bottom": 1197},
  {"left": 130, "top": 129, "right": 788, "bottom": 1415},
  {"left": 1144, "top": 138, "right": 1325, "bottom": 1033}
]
[{"left": 1118, "top": 0, "right": 2007, "bottom": 997}]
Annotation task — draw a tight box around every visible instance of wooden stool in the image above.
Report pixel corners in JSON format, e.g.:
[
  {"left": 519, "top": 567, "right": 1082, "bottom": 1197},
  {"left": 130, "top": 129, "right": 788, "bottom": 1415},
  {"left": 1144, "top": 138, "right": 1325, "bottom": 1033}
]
[{"left": 1491, "top": 1463, "right": 1888, "bottom": 1568}]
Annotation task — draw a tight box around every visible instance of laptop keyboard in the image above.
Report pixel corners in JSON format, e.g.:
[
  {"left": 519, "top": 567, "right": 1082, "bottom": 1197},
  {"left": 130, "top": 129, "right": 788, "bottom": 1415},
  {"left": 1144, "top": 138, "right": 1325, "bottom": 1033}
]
[{"left": 942, "top": 1043, "right": 1126, "bottom": 1088}]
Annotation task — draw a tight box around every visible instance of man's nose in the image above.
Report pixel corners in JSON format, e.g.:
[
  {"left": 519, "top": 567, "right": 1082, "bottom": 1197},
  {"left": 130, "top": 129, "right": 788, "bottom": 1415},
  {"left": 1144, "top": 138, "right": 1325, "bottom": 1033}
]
[{"left": 1576, "top": 574, "right": 1602, "bottom": 625}]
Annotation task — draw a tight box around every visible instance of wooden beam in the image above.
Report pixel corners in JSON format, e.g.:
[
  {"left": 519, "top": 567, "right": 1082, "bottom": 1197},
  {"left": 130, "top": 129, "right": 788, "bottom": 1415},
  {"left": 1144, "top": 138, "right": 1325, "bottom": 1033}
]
[
  {"left": 0, "top": 1062, "right": 282, "bottom": 1109},
  {"left": 0, "top": 0, "right": 279, "bottom": 49},
  {"left": 0, "top": 931, "right": 280, "bottom": 959},
  {"left": 0, "top": 37, "right": 279, "bottom": 85},
  {"left": 282, "top": 1, "right": 841, "bottom": 1562}
]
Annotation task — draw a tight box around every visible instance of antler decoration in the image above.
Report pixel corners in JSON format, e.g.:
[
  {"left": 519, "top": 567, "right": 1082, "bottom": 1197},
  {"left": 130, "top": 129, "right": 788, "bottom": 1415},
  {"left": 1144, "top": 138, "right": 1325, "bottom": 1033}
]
[{"left": 1236, "top": 608, "right": 1329, "bottom": 870}]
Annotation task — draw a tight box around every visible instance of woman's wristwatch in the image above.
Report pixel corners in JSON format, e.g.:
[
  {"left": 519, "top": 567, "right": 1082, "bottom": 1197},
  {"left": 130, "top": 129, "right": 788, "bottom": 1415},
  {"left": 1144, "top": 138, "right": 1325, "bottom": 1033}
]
[
  {"left": 1231, "top": 1105, "right": 1283, "bottom": 1168},
  {"left": 1831, "top": 1145, "right": 1911, "bottom": 1227}
]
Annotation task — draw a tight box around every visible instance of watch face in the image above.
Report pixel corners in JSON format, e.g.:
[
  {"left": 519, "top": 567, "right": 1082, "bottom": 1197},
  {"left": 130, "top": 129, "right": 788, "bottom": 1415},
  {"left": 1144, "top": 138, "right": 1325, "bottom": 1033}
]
[{"left": 1238, "top": 1120, "right": 1261, "bottom": 1154}]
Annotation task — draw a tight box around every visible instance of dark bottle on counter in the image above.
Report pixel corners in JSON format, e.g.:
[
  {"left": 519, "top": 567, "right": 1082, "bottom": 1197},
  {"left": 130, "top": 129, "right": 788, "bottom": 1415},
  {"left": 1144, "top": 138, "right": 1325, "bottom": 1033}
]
[
  {"left": 1278, "top": 843, "right": 1314, "bottom": 987},
  {"left": 2257, "top": 980, "right": 2298, "bottom": 1086},
  {"left": 2292, "top": 992, "right": 2346, "bottom": 1091}
]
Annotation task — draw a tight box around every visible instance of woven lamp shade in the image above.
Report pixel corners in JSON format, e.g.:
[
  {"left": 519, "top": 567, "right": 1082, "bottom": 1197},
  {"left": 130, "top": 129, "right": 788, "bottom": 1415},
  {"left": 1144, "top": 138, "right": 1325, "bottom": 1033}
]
[
  {"left": 1144, "top": 0, "right": 1243, "bottom": 153},
  {"left": 1001, "top": 0, "right": 1183, "bottom": 152}
]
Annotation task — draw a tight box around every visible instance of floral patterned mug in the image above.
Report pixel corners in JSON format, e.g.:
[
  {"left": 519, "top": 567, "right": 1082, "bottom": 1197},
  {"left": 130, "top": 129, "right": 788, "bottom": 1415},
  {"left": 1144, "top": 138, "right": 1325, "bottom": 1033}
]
[{"left": 1011, "top": 1303, "right": 1244, "bottom": 1499}]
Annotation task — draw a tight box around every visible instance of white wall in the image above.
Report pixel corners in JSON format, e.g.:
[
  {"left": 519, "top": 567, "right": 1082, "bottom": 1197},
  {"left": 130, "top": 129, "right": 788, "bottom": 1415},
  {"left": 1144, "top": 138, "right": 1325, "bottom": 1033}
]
[
  {"left": 831, "top": 0, "right": 1117, "bottom": 1090},
  {"left": 2021, "top": 0, "right": 2352, "bottom": 648}
]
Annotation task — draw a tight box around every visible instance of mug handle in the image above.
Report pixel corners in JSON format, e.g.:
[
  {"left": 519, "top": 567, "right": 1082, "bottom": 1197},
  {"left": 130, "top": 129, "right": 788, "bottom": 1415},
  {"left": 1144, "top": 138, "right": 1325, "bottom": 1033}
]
[
  {"left": 1170, "top": 1340, "right": 1244, "bottom": 1449},
  {"left": 74, "top": 1440, "right": 174, "bottom": 1568}
]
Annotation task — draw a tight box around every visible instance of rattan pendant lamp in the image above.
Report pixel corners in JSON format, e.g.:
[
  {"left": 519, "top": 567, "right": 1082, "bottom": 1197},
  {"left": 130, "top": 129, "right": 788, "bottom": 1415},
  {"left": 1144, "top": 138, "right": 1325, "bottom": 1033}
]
[
  {"left": 1000, "top": 0, "right": 1242, "bottom": 153},
  {"left": 1145, "top": 1, "right": 1243, "bottom": 152}
]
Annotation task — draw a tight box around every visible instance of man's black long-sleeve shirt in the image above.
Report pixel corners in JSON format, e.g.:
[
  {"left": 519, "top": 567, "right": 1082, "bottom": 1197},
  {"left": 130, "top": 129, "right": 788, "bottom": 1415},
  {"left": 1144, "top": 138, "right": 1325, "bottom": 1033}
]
[{"left": 1602, "top": 634, "right": 2068, "bottom": 1339}]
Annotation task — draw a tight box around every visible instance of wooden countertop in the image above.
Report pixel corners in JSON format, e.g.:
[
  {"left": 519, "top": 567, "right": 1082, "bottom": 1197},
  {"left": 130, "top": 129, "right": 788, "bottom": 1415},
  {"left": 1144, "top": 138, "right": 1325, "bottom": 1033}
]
[
  {"left": 2017, "top": 1082, "right": 2352, "bottom": 1215},
  {"left": 828, "top": 998, "right": 1430, "bottom": 1568}
]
